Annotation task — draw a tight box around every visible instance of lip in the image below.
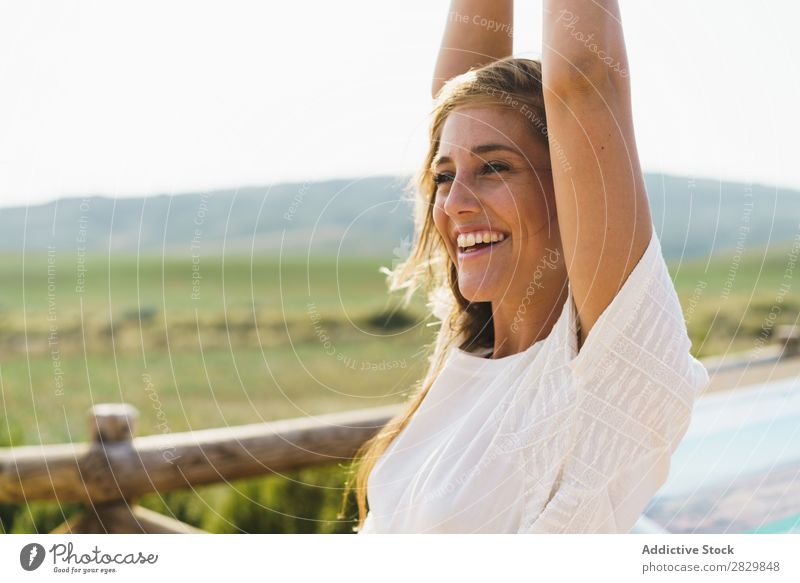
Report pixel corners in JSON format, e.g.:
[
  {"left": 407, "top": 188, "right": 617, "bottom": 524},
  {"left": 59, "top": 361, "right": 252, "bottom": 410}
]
[
  {"left": 456, "top": 236, "right": 509, "bottom": 260},
  {"left": 451, "top": 225, "right": 509, "bottom": 240}
]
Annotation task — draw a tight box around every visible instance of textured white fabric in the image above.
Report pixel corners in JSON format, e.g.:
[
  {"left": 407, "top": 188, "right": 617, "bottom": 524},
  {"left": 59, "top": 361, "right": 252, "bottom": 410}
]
[{"left": 359, "top": 226, "right": 709, "bottom": 534}]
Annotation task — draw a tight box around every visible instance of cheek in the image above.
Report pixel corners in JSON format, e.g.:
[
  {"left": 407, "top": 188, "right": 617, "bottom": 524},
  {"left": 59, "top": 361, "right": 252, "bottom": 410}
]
[
  {"left": 432, "top": 207, "right": 445, "bottom": 236},
  {"left": 489, "top": 187, "right": 528, "bottom": 230},
  {"left": 432, "top": 206, "right": 452, "bottom": 252},
  {"left": 432, "top": 197, "right": 448, "bottom": 233},
  {"left": 496, "top": 185, "right": 551, "bottom": 233}
]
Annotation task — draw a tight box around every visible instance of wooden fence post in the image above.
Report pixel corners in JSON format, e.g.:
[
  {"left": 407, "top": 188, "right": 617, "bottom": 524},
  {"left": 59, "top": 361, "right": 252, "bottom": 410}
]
[
  {"left": 776, "top": 325, "right": 800, "bottom": 358},
  {"left": 50, "top": 403, "right": 205, "bottom": 534}
]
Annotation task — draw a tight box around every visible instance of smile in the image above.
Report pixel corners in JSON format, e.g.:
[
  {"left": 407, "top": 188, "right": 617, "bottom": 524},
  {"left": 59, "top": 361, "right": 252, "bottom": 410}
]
[{"left": 458, "top": 237, "right": 511, "bottom": 259}]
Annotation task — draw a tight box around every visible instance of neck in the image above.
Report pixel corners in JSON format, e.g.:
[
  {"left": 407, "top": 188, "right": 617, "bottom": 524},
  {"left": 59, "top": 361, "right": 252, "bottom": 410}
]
[{"left": 489, "top": 259, "right": 568, "bottom": 360}]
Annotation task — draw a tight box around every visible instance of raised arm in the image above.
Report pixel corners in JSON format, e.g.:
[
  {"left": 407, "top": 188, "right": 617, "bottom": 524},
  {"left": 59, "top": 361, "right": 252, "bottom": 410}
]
[
  {"left": 432, "top": 0, "right": 513, "bottom": 99},
  {"left": 541, "top": 0, "right": 653, "bottom": 348}
]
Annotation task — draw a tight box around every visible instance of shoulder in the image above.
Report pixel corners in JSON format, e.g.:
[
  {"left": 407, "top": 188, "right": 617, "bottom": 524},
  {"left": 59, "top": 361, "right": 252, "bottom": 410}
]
[{"left": 532, "top": 227, "right": 708, "bottom": 434}]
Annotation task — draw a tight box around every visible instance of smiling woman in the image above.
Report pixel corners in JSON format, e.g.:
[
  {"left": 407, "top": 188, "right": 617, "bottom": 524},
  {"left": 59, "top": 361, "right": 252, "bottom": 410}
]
[
  {"left": 430, "top": 106, "right": 563, "bottom": 356},
  {"left": 344, "top": 0, "right": 709, "bottom": 534}
]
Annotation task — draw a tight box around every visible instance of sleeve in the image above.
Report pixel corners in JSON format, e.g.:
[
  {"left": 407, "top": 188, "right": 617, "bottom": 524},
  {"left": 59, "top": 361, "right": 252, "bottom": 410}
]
[
  {"left": 518, "top": 226, "right": 710, "bottom": 533},
  {"left": 357, "top": 512, "right": 376, "bottom": 534}
]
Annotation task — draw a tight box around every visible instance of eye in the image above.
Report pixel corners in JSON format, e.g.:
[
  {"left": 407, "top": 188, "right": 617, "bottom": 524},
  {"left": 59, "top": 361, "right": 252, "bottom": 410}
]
[
  {"left": 480, "top": 161, "right": 510, "bottom": 175},
  {"left": 433, "top": 172, "right": 454, "bottom": 185}
]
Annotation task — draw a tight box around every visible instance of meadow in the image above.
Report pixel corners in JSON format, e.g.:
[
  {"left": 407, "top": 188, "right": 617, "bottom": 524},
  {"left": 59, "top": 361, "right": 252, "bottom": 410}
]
[{"left": 1, "top": 238, "right": 798, "bottom": 533}]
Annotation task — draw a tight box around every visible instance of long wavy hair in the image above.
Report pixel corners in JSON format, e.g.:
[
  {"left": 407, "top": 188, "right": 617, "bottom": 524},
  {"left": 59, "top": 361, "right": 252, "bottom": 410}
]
[{"left": 340, "top": 57, "right": 550, "bottom": 531}]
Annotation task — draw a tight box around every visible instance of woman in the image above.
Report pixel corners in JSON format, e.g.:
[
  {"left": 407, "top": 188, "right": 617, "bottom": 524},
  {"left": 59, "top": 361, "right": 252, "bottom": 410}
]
[{"left": 346, "top": 0, "right": 709, "bottom": 533}]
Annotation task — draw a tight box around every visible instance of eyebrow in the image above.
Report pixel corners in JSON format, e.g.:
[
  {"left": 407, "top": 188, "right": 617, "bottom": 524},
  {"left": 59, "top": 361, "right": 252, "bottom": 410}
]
[{"left": 432, "top": 143, "right": 525, "bottom": 168}]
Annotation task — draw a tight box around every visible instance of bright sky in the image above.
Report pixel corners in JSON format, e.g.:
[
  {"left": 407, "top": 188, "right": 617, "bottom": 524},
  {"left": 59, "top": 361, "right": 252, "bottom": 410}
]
[{"left": 1, "top": 0, "right": 798, "bottom": 208}]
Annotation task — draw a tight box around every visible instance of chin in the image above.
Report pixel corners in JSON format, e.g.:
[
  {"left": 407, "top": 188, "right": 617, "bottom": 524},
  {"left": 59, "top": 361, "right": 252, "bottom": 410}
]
[{"left": 457, "top": 280, "right": 499, "bottom": 303}]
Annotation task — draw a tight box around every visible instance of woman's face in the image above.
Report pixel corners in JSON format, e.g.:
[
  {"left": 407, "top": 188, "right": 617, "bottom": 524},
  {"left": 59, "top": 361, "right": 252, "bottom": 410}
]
[{"left": 432, "top": 105, "right": 558, "bottom": 304}]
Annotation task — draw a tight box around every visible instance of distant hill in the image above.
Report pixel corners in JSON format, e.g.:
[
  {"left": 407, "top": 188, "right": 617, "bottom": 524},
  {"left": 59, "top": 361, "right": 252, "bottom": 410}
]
[
  {"left": 643, "top": 174, "right": 800, "bottom": 259},
  {"left": 1, "top": 173, "right": 798, "bottom": 260}
]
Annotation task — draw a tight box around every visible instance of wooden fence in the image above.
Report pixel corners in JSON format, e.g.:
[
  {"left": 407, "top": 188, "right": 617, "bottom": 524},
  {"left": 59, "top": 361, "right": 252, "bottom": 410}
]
[
  {"left": 1, "top": 325, "right": 797, "bottom": 533},
  {"left": 0, "top": 403, "right": 400, "bottom": 533}
]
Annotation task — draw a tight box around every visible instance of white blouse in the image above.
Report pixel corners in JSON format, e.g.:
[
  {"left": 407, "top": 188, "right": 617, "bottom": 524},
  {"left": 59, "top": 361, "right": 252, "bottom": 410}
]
[{"left": 358, "top": 226, "right": 710, "bottom": 533}]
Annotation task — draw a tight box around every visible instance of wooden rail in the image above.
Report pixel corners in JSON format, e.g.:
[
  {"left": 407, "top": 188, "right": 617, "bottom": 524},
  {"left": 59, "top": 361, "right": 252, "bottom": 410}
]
[
  {"left": 1, "top": 325, "right": 797, "bottom": 533},
  {"left": 0, "top": 403, "right": 400, "bottom": 533},
  {"left": 701, "top": 325, "right": 799, "bottom": 375}
]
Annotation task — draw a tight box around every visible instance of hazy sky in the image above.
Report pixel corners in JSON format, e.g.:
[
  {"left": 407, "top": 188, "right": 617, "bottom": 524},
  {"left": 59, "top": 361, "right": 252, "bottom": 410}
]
[{"left": 1, "top": 0, "right": 798, "bottom": 208}]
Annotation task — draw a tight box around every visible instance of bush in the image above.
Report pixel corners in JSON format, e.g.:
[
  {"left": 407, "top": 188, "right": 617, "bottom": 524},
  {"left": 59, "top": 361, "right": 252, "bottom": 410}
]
[
  {"left": 208, "top": 464, "right": 358, "bottom": 534},
  {"left": 362, "top": 308, "right": 417, "bottom": 332},
  {"left": 6, "top": 501, "right": 82, "bottom": 534}
]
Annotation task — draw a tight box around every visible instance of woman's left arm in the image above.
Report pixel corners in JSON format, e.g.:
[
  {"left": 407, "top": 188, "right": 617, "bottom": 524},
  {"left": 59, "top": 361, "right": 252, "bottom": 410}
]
[{"left": 542, "top": 0, "right": 652, "bottom": 349}]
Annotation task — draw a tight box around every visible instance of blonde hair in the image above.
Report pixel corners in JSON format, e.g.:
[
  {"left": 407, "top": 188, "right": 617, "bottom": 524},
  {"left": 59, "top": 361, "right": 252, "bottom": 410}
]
[{"left": 340, "top": 57, "right": 550, "bottom": 531}]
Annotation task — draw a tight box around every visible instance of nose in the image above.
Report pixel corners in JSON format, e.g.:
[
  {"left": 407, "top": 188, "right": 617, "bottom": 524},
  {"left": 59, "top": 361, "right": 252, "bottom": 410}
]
[{"left": 443, "top": 174, "right": 482, "bottom": 217}]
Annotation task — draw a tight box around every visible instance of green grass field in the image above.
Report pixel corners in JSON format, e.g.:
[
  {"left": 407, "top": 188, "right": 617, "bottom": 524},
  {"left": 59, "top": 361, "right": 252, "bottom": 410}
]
[{"left": 1, "top": 240, "right": 798, "bottom": 533}]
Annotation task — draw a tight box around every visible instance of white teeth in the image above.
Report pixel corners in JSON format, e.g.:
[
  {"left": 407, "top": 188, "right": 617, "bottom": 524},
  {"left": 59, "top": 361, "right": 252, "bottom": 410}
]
[{"left": 456, "top": 231, "right": 508, "bottom": 250}]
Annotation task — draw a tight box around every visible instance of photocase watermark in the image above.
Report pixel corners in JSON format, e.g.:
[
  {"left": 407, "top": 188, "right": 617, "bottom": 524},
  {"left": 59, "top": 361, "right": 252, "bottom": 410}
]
[
  {"left": 751, "top": 224, "right": 800, "bottom": 357},
  {"left": 306, "top": 302, "right": 407, "bottom": 371},
  {"left": 448, "top": 10, "right": 513, "bottom": 38},
  {"left": 510, "top": 247, "right": 562, "bottom": 333},
  {"left": 518, "top": 104, "right": 571, "bottom": 174},
  {"left": 340, "top": 356, "right": 407, "bottom": 372},
  {"left": 684, "top": 280, "right": 707, "bottom": 326},
  {"left": 419, "top": 398, "right": 524, "bottom": 505},
  {"left": 469, "top": 81, "right": 572, "bottom": 173},
  {"left": 721, "top": 183, "right": 754, "bottom": 301},
  {"left": 20, "top": 541, "right": 158, "bottom": 574},
  {"left": 190, "top": 192, "right": 213, "bottom": 301},
  {"left": 421, "top": 432, "right": 522, "bottom": 504},
  {"left": 682, "top": 178, "right": 708, "bottom": 327},
  {"left": 142, "top": 372, "right": 180, "bottom": 464},
  {"left": 74, "top": 198, "right": 91, "bottom": 294},
  {"left": 20, "top": 543, "right": 46, "bottom": 571},
  {"left": 284, "top": 180, "right": 311, "bottom": 222},
  {"left": 390, "top": 235, "right": 412, "bottom": 271},
  {"left": 46, "top": 245, "right": 65, "bottom": 397},
  {"left": 50, "top": 542, "right": 157, "bottom": 573},
  {"left": 555, "top": 9, "right": 629, "bottom": 78}
]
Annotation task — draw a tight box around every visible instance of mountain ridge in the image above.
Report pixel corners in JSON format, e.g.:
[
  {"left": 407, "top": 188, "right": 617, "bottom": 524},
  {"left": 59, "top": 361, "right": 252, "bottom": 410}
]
[{"left": 2, "top": 173, "right": 798, "bottom": 260}]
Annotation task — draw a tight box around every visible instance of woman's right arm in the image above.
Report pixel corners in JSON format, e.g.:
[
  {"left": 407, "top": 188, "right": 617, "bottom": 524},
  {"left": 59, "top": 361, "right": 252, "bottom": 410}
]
[{"left": 431, "top": 0, "right": 513, "bottom": 99}]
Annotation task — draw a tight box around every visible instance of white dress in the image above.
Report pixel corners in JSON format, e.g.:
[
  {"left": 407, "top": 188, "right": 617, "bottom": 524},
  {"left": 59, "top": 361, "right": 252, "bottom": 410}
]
[{"left": 358, "top": 227, "right": 710, "bottom": 533}]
